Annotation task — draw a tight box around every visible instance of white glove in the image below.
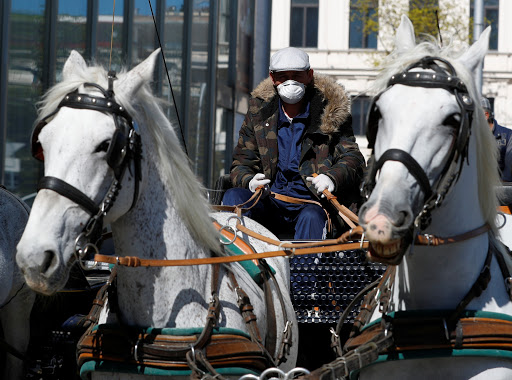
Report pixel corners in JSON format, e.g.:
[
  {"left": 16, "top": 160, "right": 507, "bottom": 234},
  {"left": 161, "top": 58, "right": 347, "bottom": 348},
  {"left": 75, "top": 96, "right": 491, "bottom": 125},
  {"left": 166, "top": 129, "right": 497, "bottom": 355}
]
[
  {"left": 306, "top": 174, "right": 335, "bottom": 198},
  {"left": 249, "top": 173, "right": 271, "bottom": 193}
]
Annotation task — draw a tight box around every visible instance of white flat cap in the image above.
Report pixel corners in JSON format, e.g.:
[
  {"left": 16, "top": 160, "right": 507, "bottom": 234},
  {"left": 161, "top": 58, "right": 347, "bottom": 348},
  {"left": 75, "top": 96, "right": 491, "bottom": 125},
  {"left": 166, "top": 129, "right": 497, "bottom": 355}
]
[{"left": 269, "top": 47, "right": 310, "bottom": 72}]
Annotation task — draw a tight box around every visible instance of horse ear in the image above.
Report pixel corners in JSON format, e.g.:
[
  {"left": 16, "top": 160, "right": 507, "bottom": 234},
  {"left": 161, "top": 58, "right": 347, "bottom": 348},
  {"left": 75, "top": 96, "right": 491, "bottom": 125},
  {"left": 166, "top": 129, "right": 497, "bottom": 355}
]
[
  {"left": 63, "top": 50, "right": 87, "bottom": 80},
  {"left": 395, "top": 15, "right": 416, "bottom": 52},
  {"left": 457, "top": 26, "right": 491, "bottom": 73},
  {"left": 117, "top": 48, "right": 161, "bottom": 97}
]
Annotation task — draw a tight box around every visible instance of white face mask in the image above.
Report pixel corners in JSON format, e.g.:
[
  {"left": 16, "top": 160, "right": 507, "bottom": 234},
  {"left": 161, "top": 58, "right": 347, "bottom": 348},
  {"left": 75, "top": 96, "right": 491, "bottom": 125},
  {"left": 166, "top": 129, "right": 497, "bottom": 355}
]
[{"left": 276, "top": 80, "right": 305, "bottom": 104}]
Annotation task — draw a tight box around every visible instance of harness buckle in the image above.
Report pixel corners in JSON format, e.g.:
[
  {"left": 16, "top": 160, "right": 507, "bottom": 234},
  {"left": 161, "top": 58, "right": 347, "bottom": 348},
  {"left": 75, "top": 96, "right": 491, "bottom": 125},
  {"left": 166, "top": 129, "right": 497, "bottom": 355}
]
[
  {"left": 424, "top": 234, "right": 434, "bottom": 245},
  {"left": 134, "top": 336, "right": 142, "bottom": 362}
]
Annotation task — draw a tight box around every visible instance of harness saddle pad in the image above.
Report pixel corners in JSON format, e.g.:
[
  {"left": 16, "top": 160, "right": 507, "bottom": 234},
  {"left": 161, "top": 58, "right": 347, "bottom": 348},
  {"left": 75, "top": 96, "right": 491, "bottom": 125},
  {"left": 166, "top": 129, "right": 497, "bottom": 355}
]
[
  {"left": 345, "top": 310, "right": 512, "bottom": 353},
  {"left": 77, "top": 324, "right": 270, "bottom": 376}
]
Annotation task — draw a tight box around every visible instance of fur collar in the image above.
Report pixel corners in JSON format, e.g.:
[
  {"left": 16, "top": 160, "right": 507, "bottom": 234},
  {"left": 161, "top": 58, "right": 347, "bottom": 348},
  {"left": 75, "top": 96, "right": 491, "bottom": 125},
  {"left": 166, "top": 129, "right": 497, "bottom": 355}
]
[{"left": 251, "top": 73, "right": 351, "bottom": 135}]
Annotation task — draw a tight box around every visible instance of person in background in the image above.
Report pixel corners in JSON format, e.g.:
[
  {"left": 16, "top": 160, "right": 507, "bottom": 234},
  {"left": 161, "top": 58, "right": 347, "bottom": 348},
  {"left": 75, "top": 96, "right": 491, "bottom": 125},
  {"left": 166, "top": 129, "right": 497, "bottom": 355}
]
[
  {"left": 222, "top": 47, "right": 365, "bottom": 239},
  {"left": 481, "top": 97, "right": 512, "bottom": 182}
]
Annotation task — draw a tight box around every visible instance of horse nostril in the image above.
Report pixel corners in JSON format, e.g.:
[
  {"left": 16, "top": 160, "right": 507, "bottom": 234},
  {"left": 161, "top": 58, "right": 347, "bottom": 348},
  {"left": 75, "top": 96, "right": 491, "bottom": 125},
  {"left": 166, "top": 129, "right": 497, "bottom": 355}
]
[
  {"left": 396, "top": 211, "right": 407, "bottom": 227},
  {"left": 394, "top": 210, "right": 413, "bottom": 229},
  {"left": 41, "top": 250, "right": 57, "bottom": 274}
]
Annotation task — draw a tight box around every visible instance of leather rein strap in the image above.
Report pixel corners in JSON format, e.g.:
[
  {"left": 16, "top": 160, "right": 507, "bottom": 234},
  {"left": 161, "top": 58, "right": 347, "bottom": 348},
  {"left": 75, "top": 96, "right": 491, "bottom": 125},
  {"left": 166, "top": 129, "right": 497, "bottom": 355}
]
[{"left": 93, "top": 223, "right": 490, "bottom": 268}]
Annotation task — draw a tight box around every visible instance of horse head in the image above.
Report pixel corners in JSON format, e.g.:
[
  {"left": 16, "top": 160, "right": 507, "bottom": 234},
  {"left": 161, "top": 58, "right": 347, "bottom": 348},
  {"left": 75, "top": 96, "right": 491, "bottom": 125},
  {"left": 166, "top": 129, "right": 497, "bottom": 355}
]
[
  {"left": 358, "top": 16, "right": 498, "bottom": 265},
  {"left": 16, "top": 50, "right": 160, "bottom": 295}
]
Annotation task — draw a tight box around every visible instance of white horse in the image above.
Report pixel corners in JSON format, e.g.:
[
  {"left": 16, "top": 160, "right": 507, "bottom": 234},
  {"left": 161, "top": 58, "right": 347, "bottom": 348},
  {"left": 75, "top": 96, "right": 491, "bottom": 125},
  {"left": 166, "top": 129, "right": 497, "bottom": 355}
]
[
  {"left": 16, "top": 49, "right": 298, "bottom": 379},
  {"left": 350, "top": 16, "right": 512, "bottom": 379},
  {"left": 0, "top": 186, "right": 35, "bottom": 379}
]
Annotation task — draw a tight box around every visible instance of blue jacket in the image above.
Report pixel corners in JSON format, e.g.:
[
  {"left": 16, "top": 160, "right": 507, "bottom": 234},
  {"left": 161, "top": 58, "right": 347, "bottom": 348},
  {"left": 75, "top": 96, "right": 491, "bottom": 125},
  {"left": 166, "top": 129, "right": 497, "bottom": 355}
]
[
  {"left": 492, "top": 120, "right": 512, "bottom": 182},
  {"left": 270, "top": 100, "right": 312, "bottom": 201}
]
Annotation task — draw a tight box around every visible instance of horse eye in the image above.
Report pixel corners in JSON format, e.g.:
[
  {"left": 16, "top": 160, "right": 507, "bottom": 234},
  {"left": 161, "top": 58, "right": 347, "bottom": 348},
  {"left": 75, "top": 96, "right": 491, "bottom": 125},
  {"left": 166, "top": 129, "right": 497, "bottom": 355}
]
[
  {"left": 95, "top": 140, "right": 110, "bottom": 153},
  {"left": 442, "top": 114, "right": 460, "bottom": 128}
]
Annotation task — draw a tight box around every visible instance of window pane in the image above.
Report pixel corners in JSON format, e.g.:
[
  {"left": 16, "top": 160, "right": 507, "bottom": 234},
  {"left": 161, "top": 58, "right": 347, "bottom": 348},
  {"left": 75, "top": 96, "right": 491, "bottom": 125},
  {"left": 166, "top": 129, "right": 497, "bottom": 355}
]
[
  {"left": 97, "top": 0, "right": 124, "bottom": 70},
  {"left": 486, "top": 8, "right": 498, "bottom": 50},
  {"left": 163, "top": 0, "right": 184, "bottom": 118},
  {"left": 470, "top": 2, "right": 499, "bottom": 51},
  {"left": 351, "top": 96, "right": 371, "bottom": 136},
  {"left": 188, "top": 1, "right": 211, "bottom": 181},
  {"left": 132, "top": 0, "right": 158, "bottom": 66},
  {"left": 7, "top": 0, "right": 46, "bottom": 196},
  {"left": 349, "top": 13, "right": 363, "bottom": 48},
  {"left": 292, "top": 0, "right": 318, "bottom": 5},
  {"left": 290, "top": 7, "right": 304, "bottom": 47},
  {"left": 305, "top": 7, "right": 318, "bottom": 47},
  {"left": 366, "top": 8, "right": 377, "bottom": 48},
  {"left": 350, "top": 1, "right": 377, "bottom": 49},
  {"left": 56, "top": 1, "right": 87, "bottom": 79}
]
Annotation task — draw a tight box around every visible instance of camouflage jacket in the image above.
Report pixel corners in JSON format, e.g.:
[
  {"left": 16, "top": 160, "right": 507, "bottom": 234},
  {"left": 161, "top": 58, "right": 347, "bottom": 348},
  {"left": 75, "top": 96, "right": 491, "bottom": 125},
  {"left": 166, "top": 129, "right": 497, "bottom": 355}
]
[{"left": 230, "top": 74, "right": 365, "bottom": 206}]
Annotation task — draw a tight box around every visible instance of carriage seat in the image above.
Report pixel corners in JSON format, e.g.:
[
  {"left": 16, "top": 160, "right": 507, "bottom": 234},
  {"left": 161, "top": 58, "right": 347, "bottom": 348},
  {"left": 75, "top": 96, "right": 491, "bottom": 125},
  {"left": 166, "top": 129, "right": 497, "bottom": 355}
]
[{"left": 210, "top": 173, "right": 232, "bottom": 206}]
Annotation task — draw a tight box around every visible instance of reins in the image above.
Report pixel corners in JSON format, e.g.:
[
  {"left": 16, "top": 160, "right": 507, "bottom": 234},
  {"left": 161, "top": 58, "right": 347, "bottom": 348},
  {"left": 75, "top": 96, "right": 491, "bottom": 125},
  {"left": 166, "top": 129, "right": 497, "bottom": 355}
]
[{"left": 92, "top": 219, "right": 490, "bottom": 269}]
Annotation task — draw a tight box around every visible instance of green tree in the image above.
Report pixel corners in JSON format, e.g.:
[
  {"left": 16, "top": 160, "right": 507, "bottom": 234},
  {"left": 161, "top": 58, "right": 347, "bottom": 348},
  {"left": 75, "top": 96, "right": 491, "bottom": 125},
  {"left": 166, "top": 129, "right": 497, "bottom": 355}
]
[{"left": 351, "top": 0, "right": 469, "bottom": 54}]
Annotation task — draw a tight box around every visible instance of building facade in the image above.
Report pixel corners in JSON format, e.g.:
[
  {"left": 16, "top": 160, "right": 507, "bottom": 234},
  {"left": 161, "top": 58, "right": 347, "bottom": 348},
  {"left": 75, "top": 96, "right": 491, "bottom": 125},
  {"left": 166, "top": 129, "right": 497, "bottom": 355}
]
[
  {"left": 0, "top": 0, "right": 270, "bottom": 198},
  {"left": 271, "top": 0, "right": 512, "bottom": 159}
]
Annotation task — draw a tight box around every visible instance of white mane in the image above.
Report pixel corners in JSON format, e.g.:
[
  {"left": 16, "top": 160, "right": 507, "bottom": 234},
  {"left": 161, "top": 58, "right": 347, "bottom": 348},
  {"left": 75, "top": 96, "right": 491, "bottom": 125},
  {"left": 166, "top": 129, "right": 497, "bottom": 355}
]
[
  {"left": 36, "top": 64, "right": 222, "bottom": 255},
  {"left": 370, "top": 39, "right": 500, "bottom": 231}
]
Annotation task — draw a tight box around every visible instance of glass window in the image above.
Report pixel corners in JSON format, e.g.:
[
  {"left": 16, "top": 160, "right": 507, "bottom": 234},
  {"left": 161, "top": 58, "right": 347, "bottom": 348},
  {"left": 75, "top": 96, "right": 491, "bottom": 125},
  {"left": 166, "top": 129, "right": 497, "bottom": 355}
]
[
  {"left": 471, "top": 0, "right": 499, "bottom": 51},
  {"left": 290, "top": 0, "right": 318, "bottom": 48},
  {"left": 163, "top": 0, "right": 184, "bottom": 116},
  {"left": 351, "top": 95, "right": 372, "bottom": 136},
  {"left": 7, "top": 0, "right": 46, "bottom": 196},
  {"left": 349, "top": 0, "right": 377, "bottom": 49},
  {"left": 97, "top": 0, "right": 124, "bottom": 70},
  {"left": 56, "top": 1, "right": 87, "bottom": 80},
  {"left": 187, "top": 1, "right": 211, "bottom": 182},
  {"left": 132, "top": 0, "right": 158, "bottom": 66}
]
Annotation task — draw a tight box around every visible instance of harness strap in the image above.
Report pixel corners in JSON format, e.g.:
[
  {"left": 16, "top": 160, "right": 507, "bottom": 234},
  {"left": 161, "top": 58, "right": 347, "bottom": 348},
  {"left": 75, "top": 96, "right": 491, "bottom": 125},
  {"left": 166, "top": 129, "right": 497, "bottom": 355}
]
[
  {"left": 259, "top": 259, "right": 294, "bottom": 364},
  {"left": 270, "top": 192, "right": 335, "bottom": 231},
  {"left": 228, "top": 271, "right": 277, "bottom": 367},
  {"left": 447, "top": 243, "right": 493, "bottom": 323},
  {"left": 416, "top": 224, "right": 491, "bottom": 246},
  {"left": 345, "top": 315, "right": 512, "bottom": 353},
  {"left": 78, "top": 328, "right": 272, "bottom": 372},
  {"left": 493, "top": 242, "right": 512, "bottom": 301},
  {"left": 38, "top": 176, "right": 100, "bottom": 215}
]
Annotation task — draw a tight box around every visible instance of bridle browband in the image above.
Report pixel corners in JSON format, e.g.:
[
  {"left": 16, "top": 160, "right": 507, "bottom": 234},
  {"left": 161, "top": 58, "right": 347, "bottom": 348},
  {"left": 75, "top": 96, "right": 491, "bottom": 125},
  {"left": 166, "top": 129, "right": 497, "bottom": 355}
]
[
  {"left": 362, "top": 56, "right": 475, "bottom": 231},
  {"left": 31, "top": 71, "right": 142, "bottom": 267}
]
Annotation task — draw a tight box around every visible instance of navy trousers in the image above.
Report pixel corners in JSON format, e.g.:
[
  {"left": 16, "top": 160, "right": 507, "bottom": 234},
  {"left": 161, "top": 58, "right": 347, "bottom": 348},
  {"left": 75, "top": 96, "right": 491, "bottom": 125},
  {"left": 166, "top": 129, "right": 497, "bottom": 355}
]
[{"left": 222, "top": 188, "right": 327, "bottom": 240}]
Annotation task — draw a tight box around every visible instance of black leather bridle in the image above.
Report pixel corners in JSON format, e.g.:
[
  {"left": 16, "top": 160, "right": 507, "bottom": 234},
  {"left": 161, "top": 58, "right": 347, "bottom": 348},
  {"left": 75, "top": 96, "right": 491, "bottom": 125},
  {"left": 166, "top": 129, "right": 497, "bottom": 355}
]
[
  {"left": 31, "top": 71, "right": 142, "bottom": 265},
  {"left": 361, "top": 56, "right": 475, "bottom": 230}
]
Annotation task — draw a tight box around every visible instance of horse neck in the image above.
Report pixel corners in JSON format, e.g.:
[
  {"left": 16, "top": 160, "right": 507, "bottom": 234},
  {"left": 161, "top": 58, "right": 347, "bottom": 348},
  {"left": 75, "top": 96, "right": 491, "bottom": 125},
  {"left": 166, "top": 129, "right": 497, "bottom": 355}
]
[
  {"left": 106, "top": 136, "right": 212, "bottom": 327},
  {"left": 393, "top": 145, "right": 492, "bottom": 311},
  {"left": 111, "top": 137, "right": 209, "bottom": 262}
]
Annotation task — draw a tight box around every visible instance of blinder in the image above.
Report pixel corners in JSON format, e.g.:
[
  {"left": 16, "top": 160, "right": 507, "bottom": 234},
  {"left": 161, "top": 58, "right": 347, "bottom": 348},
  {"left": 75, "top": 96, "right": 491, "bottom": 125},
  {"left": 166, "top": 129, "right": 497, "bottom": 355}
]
[
  {"left": 31, "top": 83, "right": 137, "bottom": 178},
  {"left": 363, "top": 56, "right": 475, "bottom": 231}
]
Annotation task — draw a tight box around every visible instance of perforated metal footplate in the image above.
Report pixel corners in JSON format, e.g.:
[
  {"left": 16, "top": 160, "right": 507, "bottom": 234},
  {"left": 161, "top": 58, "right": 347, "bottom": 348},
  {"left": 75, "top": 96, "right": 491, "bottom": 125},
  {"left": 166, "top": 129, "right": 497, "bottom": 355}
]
[{"left": 289, "top": 249, "right": 386, "bottom": 324}]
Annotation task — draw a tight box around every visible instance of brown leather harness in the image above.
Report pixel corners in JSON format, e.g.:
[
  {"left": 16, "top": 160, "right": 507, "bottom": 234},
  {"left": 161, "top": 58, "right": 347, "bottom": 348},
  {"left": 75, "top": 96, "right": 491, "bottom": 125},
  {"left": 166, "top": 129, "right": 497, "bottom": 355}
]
[
  {"left": 77, "top": 261, "right": 285, "bottom": 377},
  {"left": 303, "top": 236, "right": 512, "bottom": 380}
]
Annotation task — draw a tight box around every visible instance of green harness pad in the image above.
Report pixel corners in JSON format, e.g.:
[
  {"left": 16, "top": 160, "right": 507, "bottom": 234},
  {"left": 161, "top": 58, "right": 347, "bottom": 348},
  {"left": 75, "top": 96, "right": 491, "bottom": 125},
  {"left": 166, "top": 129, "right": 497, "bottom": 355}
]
[
  {"left": 220, "top": 234, "right": 276, "bottom": 285},
  {"left": 79, "top": 325, "right": 261, "bottom": 379},
  {"left": 349, "top": 310, "right": 512, "bottom": 380}
]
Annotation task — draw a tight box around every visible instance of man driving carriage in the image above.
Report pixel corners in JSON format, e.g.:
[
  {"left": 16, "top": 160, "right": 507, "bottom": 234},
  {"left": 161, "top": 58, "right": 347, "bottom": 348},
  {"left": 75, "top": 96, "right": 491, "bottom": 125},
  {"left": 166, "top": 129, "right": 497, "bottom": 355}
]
[{"left": 222, "top": 47, "right": 365, "bottom": 240}]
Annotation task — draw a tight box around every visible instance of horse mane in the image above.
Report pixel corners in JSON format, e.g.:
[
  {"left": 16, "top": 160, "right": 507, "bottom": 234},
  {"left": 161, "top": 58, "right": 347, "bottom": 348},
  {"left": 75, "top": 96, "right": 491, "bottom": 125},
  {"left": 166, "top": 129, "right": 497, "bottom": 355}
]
[
  {"left": 369, "top": 39, "right": 500, "bottom": 232},
  {"left": 36, "top": 63, "right": 222, "bottom": 255}
]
